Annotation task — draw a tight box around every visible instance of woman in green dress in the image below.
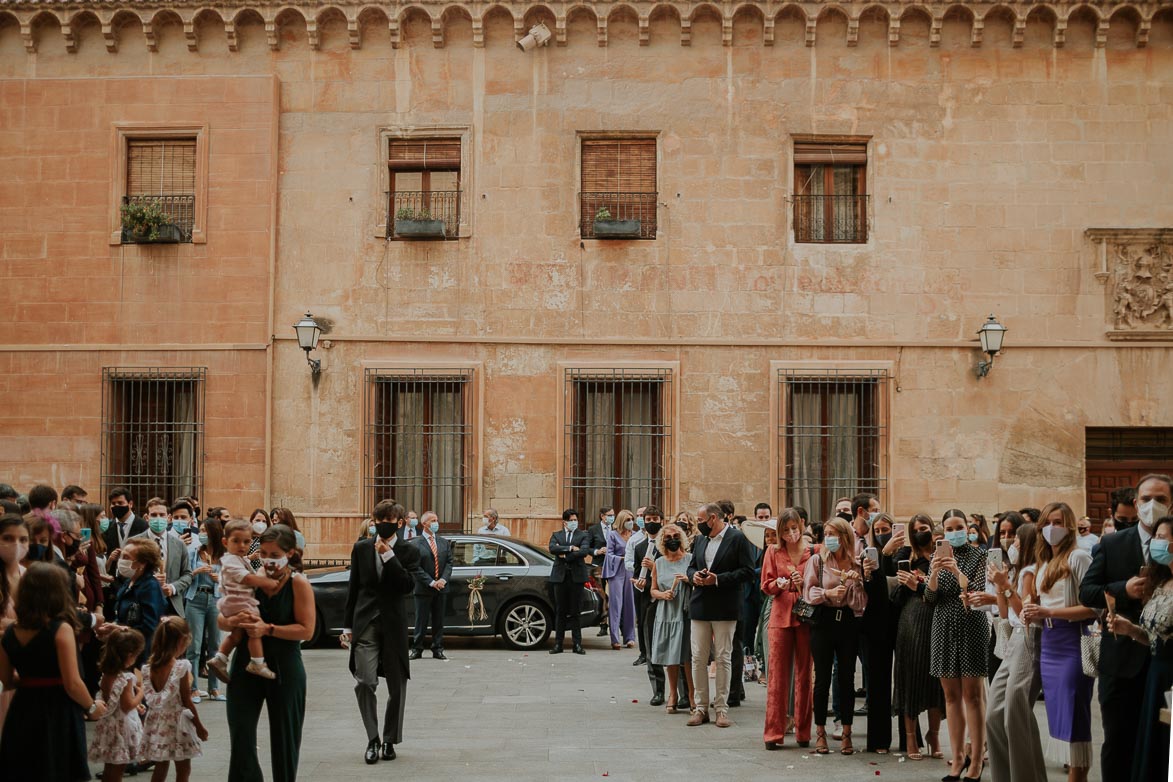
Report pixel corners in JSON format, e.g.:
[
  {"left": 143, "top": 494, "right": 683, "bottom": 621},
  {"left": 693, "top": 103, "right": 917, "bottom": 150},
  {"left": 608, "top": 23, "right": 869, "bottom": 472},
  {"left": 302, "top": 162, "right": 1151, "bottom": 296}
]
[{"left": 221, "top": 525, "right": 315, "bottom": 782}]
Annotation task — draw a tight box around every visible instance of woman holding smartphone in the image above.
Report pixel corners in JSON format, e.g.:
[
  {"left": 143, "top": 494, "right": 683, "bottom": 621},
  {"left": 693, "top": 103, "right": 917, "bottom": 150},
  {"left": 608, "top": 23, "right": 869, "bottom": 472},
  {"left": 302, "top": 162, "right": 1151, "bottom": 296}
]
[
  {"left": 889, "top": 513, "right": 945, "bottom": 761},
  {"left": 761, "top": 509, "right": 813, "bottom": 750},
  {"left": 927, "top": 508, "right": 989, "bottom": 782}
]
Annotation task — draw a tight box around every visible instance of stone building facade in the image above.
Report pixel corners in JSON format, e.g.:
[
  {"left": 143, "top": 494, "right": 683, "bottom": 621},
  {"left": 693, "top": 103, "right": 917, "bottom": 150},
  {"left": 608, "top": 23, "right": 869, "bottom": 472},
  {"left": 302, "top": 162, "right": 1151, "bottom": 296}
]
[{"left": 2, "top": 0, "right": 1173, "bottom": 557}]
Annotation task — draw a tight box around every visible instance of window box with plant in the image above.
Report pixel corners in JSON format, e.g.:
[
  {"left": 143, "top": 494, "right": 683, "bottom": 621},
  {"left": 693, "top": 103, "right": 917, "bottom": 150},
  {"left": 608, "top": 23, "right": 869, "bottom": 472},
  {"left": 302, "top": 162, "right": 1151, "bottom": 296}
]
[
  {"left": 393, "top": 206, "right": 448, "bottom": 239},
  {"left": 591, "top": 207, "right": 642, "bottom": 239},
  {"left": 121, "top": 201, "right": 183, "bottom": 244}
]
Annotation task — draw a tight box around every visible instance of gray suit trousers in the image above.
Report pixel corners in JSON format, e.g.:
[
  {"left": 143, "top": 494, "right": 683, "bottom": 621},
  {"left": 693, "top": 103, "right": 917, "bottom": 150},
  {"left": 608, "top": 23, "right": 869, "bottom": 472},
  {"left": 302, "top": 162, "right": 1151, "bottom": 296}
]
[
  {"left": 986, "top": 626, "right": 1047, "bottom": 782},
  {"left": 353, "top": 619, "right": 408, "bottom": 744}
]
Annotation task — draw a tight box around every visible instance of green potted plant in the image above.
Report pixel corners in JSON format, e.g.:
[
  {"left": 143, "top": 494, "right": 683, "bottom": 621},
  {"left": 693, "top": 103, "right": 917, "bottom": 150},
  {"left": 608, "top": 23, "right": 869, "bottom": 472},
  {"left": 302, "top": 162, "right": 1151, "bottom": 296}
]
[
  {"left": 592, "top": 206, "right": 642, "bottom": 239},
  {"left": 120, "top": 201, "right": 182, "bottom": 243},
  {"left": 393, "top": 206, "right": 447, "bottom": 238}
]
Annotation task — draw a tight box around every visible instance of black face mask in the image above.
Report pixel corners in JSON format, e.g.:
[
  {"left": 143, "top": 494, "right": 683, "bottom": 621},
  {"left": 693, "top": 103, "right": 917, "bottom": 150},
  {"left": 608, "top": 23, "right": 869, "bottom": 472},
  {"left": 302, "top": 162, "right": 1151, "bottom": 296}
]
[
  {"left": 27, "top": 543, "right": 47, "bottom": 561},
  {"left": 836, "top": 511, "right": 854, "bottom": 524},
  {"left": 645, "top": 521, "right": 663, "bottom": 536},
  {"left": 664, "top": 538, "right": 682, "bottom": 552},
  {"left": 375, "top": 521, "right": 396, "bottom": 540},
  {"left": 912, "top": 530, "right": 933, "bottom": 548},
  {"left": 875, "top": 533, "right": 892, "bottom": 550},
  {"left": 1113, "top": 518, "right": 1137, "bottom": 530},
  {"left": 697, "top": 520, "right": 712, "bottom": 538},
  {"left": 111, "top": 505, "right": 130, "bottom": 520},
  {"left": 64, "top": 539, "right": 81, "bottom": 556}
]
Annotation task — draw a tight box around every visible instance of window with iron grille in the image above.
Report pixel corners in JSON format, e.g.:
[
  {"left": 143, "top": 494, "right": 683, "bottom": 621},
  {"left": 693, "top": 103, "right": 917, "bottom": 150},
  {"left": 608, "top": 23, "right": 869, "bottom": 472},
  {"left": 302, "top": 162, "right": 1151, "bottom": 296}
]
[
  {"left": 563, "top": 368, "right": 673, "bottom": 515},
  {"left": 124, "top": 139, "right": 197, "bottom": 242},
  {"left": 580, "top": 138, "right": 658, "bottom": 240},
  {"left": 793, "top": 137, "right": 869, "bottom": 244},
  {"left": 101, "top": 368, "right": 206, "bottom": 506},
  {"left": 777, "top": 368, "right": 888, "bottom": 523},
  {"left": 363, "top": 369, "right": 473, "bottom": 529},
  {"left": 388, "top": 139, "right": 462, "bottom": 240}
]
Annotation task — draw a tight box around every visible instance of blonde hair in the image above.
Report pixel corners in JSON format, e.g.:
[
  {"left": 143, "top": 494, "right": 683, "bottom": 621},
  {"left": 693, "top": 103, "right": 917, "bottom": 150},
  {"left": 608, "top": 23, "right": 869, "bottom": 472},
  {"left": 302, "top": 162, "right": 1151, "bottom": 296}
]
[
  {"left": 614, "top": 510, "right": 635, "bottom": 532},
  {"left": 656, "top": 523, "right": 691, "bottom": 556},
  {"left": 822, "top": 518, "right": 856, "bottom": 564},
  {"left": 1037, "top": 502, "right": 1079, "bottom": 593}
]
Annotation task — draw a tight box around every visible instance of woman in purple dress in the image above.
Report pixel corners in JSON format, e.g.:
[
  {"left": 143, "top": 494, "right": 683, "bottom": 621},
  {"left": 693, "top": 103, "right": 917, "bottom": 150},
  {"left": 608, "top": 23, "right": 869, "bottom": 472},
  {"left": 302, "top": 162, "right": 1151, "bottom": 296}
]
[
  {"left": 602, "top": 510, "right": 637, "bottom": 648},
  {"left": 1021, "top": 502, "right": 1096, "bottom": 782}
]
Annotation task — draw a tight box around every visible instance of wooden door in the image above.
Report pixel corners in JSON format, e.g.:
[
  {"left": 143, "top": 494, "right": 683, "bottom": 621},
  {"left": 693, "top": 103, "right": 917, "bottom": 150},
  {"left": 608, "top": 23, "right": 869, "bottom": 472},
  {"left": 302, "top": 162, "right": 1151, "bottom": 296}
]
[{"left": 1086, "top": 462, "right": 1173, "bottom": 531}]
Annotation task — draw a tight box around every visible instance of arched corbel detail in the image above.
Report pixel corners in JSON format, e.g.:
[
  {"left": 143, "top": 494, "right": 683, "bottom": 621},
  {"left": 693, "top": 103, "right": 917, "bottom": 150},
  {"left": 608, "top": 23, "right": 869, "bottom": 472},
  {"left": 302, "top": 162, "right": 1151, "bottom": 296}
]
[
  {"left": 639, "top": 14, "right": 649, "bottom": 45},
  {"left": 680, "top": 17, "right": 691, "bottom": 45},
  {"left": 62, "top": 23, "right": 77, "bottom": 52},
  {"left": 143, "top": 19, "right": 157, "bottom": 52},
  {"left": 971, "top": 17, "right": 983, "bottom": 46},
  {"left": 929, "top": 15, "right": 942, "bottom": 46},
  {"left": 722, "top": 15, "right": 733, "bottom": 45},
  {"left": 433, "top": 17, "right": 445, "bottom": 47},
  {"left": 306, "top": 18, "right": 319, "bottom": 49},
  {"left": 763, "top": 16, "right": 775, "bottom": 45},
  {"left": 1137, "top": 18, "right": 1150, "bottom": 47},
  {"left": 888, "top": 17, "right": 900, "bottom": 45},
  {"left": 225, "top": 19, "right": 238, "bottom": 51},
  {"left": 471, "top": 16, "right": 483, "bottom": 46},
  {"left": 20, "top": 21, "right": 35, "bottom": 53},
  {"left": 553, "top": 15, "right": 566, "bottom": 45},
  {"left": 804, "top": 16, "right": 816, "bottom": 46},
  {"left": 389, "top": 16, "right": 401, "bottom": 47},
  {"left": 597, "top": 16, "right": 607, "bottom": 46},
  {"left": 846, "top": 16, "right": 859, "bottom": 45},
  {"left": 1053, "top": 17, "right": 1066, "bottom": 47},
  {"left": 1012, "top": 16, "right": 1025, "bottom": 47},
  {"left": 184, "top": 18, "right": 198, "bottom": 51},
  {"left": 1094, "top": 17, "right": 1109, "bottom": 47},
  {"left": 348, "top": 16, "right": 360, "bottom": 48},
  {"left": 102, "top": 21, "right": 118, "bottom": 52}
]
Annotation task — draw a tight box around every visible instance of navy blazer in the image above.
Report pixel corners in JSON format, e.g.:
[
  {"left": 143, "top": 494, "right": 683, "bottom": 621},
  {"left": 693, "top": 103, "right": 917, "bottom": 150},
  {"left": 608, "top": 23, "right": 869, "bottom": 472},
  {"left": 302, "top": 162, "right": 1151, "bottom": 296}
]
[
  {"left": 412, "top": 533, "right": 454, "bottom": 593},
  {"left": 113, "top": 573, "right": 167, "bottom": 661},
  {"left": 1079, "top": 525, "right": 1150, "bottom": 678},
  {"left": 687, "top": 526, "right": 756, "bottom": 622},
  {"left": 548, "top": 529, "right": 591, "bottom": 584}
]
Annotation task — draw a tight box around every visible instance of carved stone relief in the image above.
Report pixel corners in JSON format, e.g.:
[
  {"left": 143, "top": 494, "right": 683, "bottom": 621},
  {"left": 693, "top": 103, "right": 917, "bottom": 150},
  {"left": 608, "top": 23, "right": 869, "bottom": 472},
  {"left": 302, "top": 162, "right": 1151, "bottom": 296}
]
[{"left": 1087, "top": 228, "right": 1173, "bottom": 340}]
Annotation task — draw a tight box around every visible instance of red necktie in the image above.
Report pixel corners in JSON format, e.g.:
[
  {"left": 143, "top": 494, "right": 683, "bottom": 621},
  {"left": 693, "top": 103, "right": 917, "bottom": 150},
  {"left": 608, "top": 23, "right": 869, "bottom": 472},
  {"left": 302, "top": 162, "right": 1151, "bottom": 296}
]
[{"left": 428, "top": 536, "right": 439, "bottom": 579}]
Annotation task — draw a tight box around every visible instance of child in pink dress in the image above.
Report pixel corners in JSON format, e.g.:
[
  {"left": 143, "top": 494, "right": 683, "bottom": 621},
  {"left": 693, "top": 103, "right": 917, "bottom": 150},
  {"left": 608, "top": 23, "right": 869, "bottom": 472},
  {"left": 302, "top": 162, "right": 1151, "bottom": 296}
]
[
  {"left": 89, "top": 628, "right": 147, "bottom": 782},
  {"left": 141, "top": 617, "right": 208, "bottom": 782},
  {"left": 206, "top": 520, "right": 277, "bottom": 682}
]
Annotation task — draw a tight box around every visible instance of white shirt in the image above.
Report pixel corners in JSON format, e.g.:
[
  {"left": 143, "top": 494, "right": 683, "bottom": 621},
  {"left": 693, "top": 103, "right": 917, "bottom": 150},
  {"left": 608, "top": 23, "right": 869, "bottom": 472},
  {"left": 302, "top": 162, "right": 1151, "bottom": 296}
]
[
  {"left": 477, "top": 524, "right": 510, "bottom": 536},
  {"left": 704, "top": 524, "right": 728, "bottom": 571},
  {"left": 1007, "top": 564, "right": 1037, "bottom": 629},
  {"left": 624, "top": 531, "right": 648, "bottom": 574},
  {"left": 1076, "top": 533, "right": 1099, "bottom": 553}
]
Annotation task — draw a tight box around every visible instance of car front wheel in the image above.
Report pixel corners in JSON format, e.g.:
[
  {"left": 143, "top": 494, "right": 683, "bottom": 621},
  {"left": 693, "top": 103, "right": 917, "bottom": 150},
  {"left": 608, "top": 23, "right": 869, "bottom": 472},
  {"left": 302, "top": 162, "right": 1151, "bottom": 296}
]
[{"left": 499, "top": 599, "right": 552, "bottom": 650}]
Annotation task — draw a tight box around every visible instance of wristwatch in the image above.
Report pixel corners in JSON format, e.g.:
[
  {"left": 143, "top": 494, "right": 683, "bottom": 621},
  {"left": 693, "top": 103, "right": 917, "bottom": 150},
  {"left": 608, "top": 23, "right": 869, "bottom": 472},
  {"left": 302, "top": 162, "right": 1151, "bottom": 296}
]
[
  {"left": 1002, "top": 588, "right": 1014, "bottom": 599},
  {"left": 87, "top": 701, "right": 100, "bottom": 716},
  {"left": 267, "top": 624, "right": 275, "bottom": 637}
]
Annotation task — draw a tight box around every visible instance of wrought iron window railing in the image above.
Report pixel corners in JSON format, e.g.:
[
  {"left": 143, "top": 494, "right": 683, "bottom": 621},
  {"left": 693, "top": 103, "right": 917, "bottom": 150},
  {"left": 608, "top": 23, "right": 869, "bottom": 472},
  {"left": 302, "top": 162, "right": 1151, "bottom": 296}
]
[
  {"left": 389, "top": 190, "right": 461, "bottom": 239},
  {"left": 579, "top": 192, "right": 658, "bottom": 239},
  {"left": 793, "top": 194, "right": 869, "bottom": 244},
  {"left": 122, "top": 194, "right": 195, "bottom": 242}
]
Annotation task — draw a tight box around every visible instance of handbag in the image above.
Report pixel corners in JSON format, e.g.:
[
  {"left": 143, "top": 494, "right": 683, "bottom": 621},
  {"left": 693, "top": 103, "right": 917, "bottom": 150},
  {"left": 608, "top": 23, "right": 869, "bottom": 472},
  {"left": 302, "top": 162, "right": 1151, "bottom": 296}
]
[
  {"left": 992, "top": 617, "right": 1012, "bottom": 659},
  {"left": 792, "top": 553, "right": 823, "bottom": 626},
  {"left": 1080, "top": 622, "right": 1101, "bottom": 678}
]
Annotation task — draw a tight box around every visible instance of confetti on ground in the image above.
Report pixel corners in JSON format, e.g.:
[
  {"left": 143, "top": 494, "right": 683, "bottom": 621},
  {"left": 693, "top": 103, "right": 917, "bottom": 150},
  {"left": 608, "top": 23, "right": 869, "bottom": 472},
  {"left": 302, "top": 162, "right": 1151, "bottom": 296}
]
[{"left": 631, "top": 699, "right": 638, "bottom": 703}]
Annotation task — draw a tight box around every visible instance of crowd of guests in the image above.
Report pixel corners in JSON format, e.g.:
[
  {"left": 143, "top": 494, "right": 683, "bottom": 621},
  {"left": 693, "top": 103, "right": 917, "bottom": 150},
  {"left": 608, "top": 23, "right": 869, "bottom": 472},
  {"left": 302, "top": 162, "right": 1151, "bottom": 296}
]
[
  {"left": 569, "top": 476, "right": 1172, "bottom": 782},
  {"left": 0, "top": 483, "right": 315, "bottom": 782}
]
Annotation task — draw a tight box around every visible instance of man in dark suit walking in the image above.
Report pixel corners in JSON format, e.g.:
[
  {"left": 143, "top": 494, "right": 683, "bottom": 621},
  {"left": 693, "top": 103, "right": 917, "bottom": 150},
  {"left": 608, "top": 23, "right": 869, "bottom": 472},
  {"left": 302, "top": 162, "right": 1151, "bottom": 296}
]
[
  {"left": 687, "top": 502, "right": 755, "bottom": 729},
  {"left": 548, "top": 508, "right": 592, "bottom": 655},
  {"left": 1080, "top": 474, "right": 1172, "bottom": 782},
  {"left": 341, "top": 500, "right": 420, "bottom": 765},
  {"left": 410, "top": 511, "right": 453, "bottom": 661}
]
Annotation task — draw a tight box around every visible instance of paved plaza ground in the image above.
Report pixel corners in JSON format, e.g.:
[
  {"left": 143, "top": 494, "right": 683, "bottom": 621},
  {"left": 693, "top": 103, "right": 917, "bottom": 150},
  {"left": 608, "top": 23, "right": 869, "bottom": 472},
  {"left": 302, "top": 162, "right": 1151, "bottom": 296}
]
[{"left": 174, "top": 635, "right": 1099, "bottom": 781}]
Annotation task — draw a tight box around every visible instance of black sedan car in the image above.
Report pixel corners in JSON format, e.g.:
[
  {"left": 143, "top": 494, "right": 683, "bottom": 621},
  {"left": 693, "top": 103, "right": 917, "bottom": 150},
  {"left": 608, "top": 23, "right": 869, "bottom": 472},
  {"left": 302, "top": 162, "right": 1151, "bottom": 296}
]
[{"left": 305, "top": 534, "right": 602, "bottom": 650}]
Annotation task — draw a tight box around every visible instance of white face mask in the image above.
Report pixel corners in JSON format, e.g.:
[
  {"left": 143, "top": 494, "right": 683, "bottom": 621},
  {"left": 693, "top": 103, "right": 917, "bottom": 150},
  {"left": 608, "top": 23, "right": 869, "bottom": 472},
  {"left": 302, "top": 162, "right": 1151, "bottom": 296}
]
[
  {"left": 1138, "top": 499, "right": 1170, "bottom": 530},
  {"left": 261, "top": 556, "right": 289, "bottom": 573},
  {"left": 0, "top": 541, "right": 27, "bottom": 565},
  {"left": 1042, "top": 525, "right": 1069, "bottom": 546},
  {"left": 623, "top": 520, "right": 634, "bottom": 531},
  {"left": 117, "top": 557, "right": 137, "bottom": 579},
  {"left": 252, "top": 521, "right": 268, "bottom": 536},
  {"left": 1007, "top": 544, "right": 1020, "bottom": 565},
  {"left": 784, "top": 530, "right": 801, "bottom": 544}
]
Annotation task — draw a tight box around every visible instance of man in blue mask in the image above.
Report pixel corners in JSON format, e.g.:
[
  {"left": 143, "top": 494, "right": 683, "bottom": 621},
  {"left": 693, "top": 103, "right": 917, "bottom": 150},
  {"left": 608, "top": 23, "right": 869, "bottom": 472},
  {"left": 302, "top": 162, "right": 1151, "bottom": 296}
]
[
  {"left": 410, "top": 511, "right": 452, "bottom": 661},
  {"left": 548, "top": 508, "right": 590, "bottom": 655}
]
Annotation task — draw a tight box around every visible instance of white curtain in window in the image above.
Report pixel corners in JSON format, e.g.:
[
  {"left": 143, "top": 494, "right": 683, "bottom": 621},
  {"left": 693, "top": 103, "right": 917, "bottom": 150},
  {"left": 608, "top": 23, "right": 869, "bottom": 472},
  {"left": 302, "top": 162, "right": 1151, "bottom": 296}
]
[
  {"left": 619, "top": 384, "right": 658, "bottom": 511},
  {"left": 579, "top": 383, "right": 616, "bottom": 518},
  {"left": 393, "top": 386, "right": 426, "bottom": 515},
  {"left": 429, "top": 386, "right": 464, "bottom": 525},
  {"left": 788, "top": 388, "right": 823, "bottom": 521},
  {"left": 174, "top": 382, "right": 197, "bottom": 499}
]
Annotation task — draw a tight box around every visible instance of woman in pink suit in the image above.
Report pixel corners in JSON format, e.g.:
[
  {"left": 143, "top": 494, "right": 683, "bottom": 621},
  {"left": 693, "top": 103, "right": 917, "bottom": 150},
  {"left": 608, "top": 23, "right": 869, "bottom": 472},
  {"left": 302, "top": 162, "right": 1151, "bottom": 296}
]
[{"left": 762, "top": 508, "right": 814, "bottom": 750}]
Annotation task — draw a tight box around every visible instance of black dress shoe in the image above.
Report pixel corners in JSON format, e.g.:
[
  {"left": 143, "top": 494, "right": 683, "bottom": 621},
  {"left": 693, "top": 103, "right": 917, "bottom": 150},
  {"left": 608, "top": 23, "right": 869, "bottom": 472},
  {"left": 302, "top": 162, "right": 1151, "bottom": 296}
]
[
  {"left": 674, "top": 701, "right": 690, "bottom": 711},
  {"left": 365, "top": 739, "right": 380, "bottom": 764},
  {"left": 409, "top": 649, "right": 423, "bottom": 660},
  {"left": 381, "top": 741, "right": 396, "bottom": 761},
  {"left": 649, "top": 694, "right": 665, "bottom": 706},
  {"left": 728, "top": 699, "right": 741, "bottom": 708},
  {"left": 572, "top": 644, "right": 586, "bottom": 655},
  {"left": 549, "top": 646, "right": 564, "bottom": 654},
  {"left": 632, "top": 655, "right": 647, "bottom": 666},
  {"left": 596, "top": 626, "right": 609, "bottom": 636},
  {"left": 432, "top": 650, "right": 448, "bottom": 660}
]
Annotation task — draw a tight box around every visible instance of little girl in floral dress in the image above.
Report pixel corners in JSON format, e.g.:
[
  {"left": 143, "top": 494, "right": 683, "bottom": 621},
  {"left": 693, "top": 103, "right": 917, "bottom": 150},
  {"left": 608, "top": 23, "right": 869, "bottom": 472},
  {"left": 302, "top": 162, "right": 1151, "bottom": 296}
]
[
  {"left": 89, "top": 628, "right": 147, "bottom": 782},
  {"left": 141, "top": 617, "right": 209, "bottom": 782}
]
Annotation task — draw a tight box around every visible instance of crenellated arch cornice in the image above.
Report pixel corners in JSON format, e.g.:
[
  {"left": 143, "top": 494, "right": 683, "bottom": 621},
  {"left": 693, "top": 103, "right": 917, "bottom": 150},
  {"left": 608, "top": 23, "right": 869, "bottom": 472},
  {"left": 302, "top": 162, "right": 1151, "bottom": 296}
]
[{"left": 1, "top": 1, "right": 1169, "bottom": 53}]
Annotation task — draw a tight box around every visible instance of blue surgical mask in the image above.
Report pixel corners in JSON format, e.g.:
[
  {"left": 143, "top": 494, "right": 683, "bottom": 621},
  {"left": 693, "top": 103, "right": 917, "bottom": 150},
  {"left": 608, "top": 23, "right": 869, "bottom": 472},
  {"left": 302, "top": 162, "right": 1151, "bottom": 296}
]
[
  {"left": 1149, "top": 539, "right": 1172, "bottom": 566},
  {"left": 149, "top": 517, "right": 168, "bottom": 535},
  {"left": 605, "top": 515, "right": 615, "bottom": 525},
  {"left": 99, "top": 518, "right": 110, "bottom": 533},
  {"left": 198, "top": 533, "right": 209, "bottom": 546},
  {"left": 824, "top": 535, "right": 840, "bottom": 553},
  {"left": 867, "top": 512, "right": 879, "bottom": 527},
  {"left": 566, "top": 520, "right": 578, "bottom": 532},
  {"left": 636, "top": 517, "right": 645, "bottom": 529},
  {"left": 945, "top": 530, "right": 969, "bottom": 548},
  {"left": 368, "top": 524, "right": 377, "bottom": 536},
  {"left": 408, "top": 517, "right": 419, "bottom": 528},
  {"left": 967, "top": 532, "right": 979, "bottom": 543},
  {"left": 429, "top": 521, "right": 440, "bottom": 534},
  {"left": 173, "top": 521, "right": 188, "bottom": 535}
]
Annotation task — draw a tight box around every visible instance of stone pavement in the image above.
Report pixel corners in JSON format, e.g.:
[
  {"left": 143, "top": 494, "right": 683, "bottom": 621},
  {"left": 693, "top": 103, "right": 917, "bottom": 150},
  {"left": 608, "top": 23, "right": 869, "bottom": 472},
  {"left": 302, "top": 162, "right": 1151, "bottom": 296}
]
[{"left": 177, "top": 635, "right": 1099, "bottom": 782}]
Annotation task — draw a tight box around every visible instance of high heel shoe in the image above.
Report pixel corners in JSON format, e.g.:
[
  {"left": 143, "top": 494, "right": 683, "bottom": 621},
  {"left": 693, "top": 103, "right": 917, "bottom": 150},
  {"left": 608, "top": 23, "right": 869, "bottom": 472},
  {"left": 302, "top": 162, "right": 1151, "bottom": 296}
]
[
  {"left": 942, "top": 755, "right": 970, "bottom": 782},
  {"left": 906, "top": 731, "right": 924, "bottom": 761},
  {"left": 840, "top": 727, "right": 854, "bottom": 756},
  {"left": 962, "top": 758, "right": 985, "bottom": 782},
  {"left": 925, "top": 729, "right": 944, "bottom": 759},
  {"left": 814, "top": 727, "right": 830, "bottom": 755}
]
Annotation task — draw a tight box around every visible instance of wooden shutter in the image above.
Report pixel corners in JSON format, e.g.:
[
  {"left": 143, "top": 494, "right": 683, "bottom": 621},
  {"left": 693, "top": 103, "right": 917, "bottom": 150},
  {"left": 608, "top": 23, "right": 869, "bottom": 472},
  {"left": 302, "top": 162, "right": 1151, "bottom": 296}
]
[
  {"left": 126, "top": 139, "right": 196, "bottom": 196},
  {"left": 581, "top": 139, "right": 656, "bottom": 193},
  {"left": 793, "top": 139, "right": 868, "bottom": 165},
  {"left": 389, "top": 139, "right": 461, "bottom": 171}
]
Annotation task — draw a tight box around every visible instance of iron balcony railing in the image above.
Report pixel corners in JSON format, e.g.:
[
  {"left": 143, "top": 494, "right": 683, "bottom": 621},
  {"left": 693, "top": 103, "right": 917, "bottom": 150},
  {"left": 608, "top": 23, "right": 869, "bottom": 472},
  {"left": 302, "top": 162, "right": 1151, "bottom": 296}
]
[
  {"left": 122, "top": 194, "right": 195, "bottom": 242},
  {"left": 389, "top": 190, "right": 461, "bottom": 239},
  {"left": 580, "top": 192, "right": 658, "bottom": 239},
  {"left": 793, "top": 194, "right": 870, "bottom": 244}
]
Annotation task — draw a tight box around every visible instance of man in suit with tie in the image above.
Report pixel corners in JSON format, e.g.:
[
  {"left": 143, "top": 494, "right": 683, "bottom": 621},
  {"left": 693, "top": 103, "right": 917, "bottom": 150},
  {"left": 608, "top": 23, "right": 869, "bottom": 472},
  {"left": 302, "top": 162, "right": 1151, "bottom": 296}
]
[
  {"left": 1081, "top": 474, "right": 1172, "bottom": 782},
  {"left": 548, "top": 508, "right": 593, "bottom": 655},
  {"left": 410, "top": 511, "right": 453, "bottom": 661},
  {"left": 687, "top": 502, "right": 755, "bottom": 729},
  {"left": 103, "top": 486, "right": 146, "bottom": 572},
  {"left": 341, "top": 500, "right": 420, "bottom": 764},
  {"left": 130, "top": 498, "right": 194, "bottom": 617}
]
